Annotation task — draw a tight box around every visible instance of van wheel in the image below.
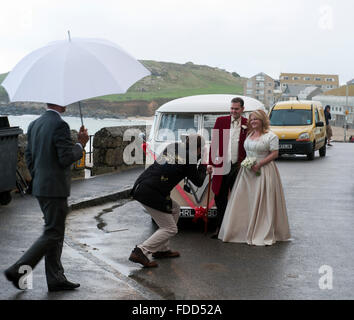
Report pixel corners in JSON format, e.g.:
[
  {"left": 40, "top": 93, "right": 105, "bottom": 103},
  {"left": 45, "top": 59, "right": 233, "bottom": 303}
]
[
  {"left": 307, "top": 144, "right": 315, "bottom": 161},
  {"left": 319, "top": 143, "right": 326, "bottom": 157}
]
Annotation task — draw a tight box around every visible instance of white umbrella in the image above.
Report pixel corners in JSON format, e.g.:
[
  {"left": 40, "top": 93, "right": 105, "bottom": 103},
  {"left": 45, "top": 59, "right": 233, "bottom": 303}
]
[{"left": 1, "top": 32, "right": 151, "bottom": 124}]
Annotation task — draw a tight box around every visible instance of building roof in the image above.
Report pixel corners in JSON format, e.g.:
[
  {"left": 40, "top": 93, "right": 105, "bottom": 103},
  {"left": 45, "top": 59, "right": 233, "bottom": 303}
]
[
  {"left": 252, "top": 72, "right": 274, "bottom": 80},
  {"left": 282, "top": 84, "right": 308, "bottom": 96},
  {"left": 323, "top": 84, "right": 354, "bottom": 96},
  {"left": 298, "top": 86, "right": 323, "bottom": 99},
  {"left": 280, "top": 72, "right": 339, "bottom": 78}
]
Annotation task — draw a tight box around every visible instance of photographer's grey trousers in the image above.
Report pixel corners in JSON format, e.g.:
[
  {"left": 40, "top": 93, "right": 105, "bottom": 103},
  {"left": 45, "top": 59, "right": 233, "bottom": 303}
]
[{"left": 139, "top": 200, "right": 180, "bottom": 256}]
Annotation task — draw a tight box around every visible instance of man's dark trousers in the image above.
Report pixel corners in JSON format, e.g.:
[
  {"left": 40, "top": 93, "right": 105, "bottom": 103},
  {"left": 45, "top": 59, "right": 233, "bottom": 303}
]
[
  {"left": 11, "top": 197, "right": 68, "bottom": 286},
  {"left": 214, "top": 163, "right": 239, "bottom": 228}
]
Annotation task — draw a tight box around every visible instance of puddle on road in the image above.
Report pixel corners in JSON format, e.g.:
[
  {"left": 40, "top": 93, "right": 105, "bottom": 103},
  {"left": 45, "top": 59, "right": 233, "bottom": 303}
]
[{"left": 94, "top": 199, "right": 132, "bottom": 233}]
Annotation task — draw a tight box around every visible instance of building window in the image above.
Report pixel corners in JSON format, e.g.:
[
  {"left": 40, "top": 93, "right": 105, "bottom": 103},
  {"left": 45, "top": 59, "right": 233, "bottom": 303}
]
[
  {"left": 247, "top": 80, "right": 253, "bottom": 88},
  {"left": 256, "top": 82, "right": 264, "bottom": 88},
  {"left": 304, "top": 77, "right": 311, "bottom": 81},
  {"left": 256, "top": 90, "right": 264, "bottom": 95},
  {"left": 246, "top": 89, "right": 253, "bottom": 95},
  {"left": 256, "top": 75, "right": 265, "bottom": 81},
  {"left": 326, "top": 78, "right": 334, "bottom": 82},
  {"left": 315, "top": 77, "right": 322, "bottom": 81},
  {"left": 293, "top": 76, "right": 299, "bottom": 80},
  {"left": 268, "top": 82, "right": 273, "bottom": 86},
  {"left": 282, "top": 76, "right": 289, "bottom": 80},
  {"left": 268, "top": 90, "right": 272, "bottom": 94}
]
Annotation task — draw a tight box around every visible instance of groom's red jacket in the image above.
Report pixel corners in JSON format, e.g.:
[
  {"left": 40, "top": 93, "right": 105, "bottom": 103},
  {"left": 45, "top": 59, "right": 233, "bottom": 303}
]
[{"left": 208, "top": 115, "right": 248, "bottom": 195}]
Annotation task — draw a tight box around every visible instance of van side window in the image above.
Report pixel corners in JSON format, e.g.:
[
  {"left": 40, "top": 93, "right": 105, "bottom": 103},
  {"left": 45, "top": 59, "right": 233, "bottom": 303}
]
[{"left": 315, "top": 109, "right": 320, "bottom": 123}]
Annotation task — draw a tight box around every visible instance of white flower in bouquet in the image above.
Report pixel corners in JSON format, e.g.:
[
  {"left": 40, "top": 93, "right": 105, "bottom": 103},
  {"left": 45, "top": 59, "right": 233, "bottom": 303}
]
[{"left": 241, "top": 157, "right": 261, "bottom": 176}]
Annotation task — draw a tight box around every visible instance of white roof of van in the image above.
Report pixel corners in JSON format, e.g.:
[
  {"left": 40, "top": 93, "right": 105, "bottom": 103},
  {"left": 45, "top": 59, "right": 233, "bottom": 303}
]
[
  {"left": 275, "top": 100, "right": 321, "bottom": 106},
  {"left": 156, "top": 94, "right": 265, "bottom": 113}
]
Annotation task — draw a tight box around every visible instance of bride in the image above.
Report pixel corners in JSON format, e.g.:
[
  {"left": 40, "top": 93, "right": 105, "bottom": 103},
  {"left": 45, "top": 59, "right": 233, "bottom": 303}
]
[{"left": 218, "top": 110, "right": 291, "bottom": 246}]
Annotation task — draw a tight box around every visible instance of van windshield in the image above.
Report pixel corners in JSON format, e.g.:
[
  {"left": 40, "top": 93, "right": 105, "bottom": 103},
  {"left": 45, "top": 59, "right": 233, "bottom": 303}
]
[
  {"left": 270, "top": 109, "right": 313, "bottom": 126},
  {"left": 156, "top": 114, "right": 199, "bottom": 141}
]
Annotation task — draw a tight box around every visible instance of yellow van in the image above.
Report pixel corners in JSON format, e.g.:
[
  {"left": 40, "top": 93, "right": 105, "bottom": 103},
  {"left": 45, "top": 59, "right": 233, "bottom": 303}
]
[{"left": 269, "top": 100, "right": 327, "bottom": 160}]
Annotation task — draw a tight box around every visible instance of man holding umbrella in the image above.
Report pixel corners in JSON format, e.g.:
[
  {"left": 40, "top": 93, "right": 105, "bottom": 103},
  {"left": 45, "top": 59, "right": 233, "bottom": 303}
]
[
  {"left": 2, "top": 35, "right": 150, "bottom": 289},
  {"left": 4, "top": 103, "right": 89, "bottom": 292}
]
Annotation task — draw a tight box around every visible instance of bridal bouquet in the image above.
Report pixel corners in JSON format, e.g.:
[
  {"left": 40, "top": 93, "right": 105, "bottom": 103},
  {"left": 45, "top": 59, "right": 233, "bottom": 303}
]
[{"left": 241, "top": 157, "right": 261, "bottom": 176}]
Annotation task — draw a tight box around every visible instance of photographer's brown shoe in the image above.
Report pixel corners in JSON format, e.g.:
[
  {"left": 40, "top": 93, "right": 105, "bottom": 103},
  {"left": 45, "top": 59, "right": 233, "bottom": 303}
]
[
  {"left": 129, "top": 246, "right": 158, "bottom": 268},
  {"left": 152, "top": 250, "right": 180, "bottom": 259}
]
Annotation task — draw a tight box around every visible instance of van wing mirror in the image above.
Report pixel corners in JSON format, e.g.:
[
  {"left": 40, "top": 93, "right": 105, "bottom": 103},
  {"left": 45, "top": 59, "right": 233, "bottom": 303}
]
[{"left": 316, "top": 121, "right": 324, "bottom": 127}]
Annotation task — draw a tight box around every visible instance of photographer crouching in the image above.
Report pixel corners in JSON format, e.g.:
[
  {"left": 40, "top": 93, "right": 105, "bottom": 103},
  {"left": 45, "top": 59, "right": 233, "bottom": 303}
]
[{"left": 129, "top": 133, "right": 207, "bottom": 268}]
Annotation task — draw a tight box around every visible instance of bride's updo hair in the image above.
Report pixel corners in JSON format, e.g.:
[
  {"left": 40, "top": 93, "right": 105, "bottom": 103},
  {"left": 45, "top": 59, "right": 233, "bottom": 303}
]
[{"left": 247, "top": 109, "right": 270, "bottom": 135}]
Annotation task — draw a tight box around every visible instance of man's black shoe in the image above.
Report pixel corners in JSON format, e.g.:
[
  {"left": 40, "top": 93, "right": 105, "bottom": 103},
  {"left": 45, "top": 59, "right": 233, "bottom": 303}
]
[
  {"left": 48, "top": 280, "right": 80, "bottom": 292},
  {"left": 4, "top": 268, "right": 23, "bottom": 290},
  {"left": 210, "top": 227, "right": 220, "bottom": 239}
]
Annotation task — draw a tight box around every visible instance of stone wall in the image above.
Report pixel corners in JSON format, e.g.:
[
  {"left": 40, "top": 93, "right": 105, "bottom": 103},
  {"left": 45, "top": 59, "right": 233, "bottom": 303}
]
[
  {"left": 17, "top": 129, "right": 85, "bottom": 186},
  {"left": 92, "top": 125, "right": 151, "bottom": 176}
]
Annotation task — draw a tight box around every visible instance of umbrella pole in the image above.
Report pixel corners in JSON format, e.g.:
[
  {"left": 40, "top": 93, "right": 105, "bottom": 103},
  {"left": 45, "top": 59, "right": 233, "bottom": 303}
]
[{"left": 78, "top": 101, "right": 84, "bottom": 127}]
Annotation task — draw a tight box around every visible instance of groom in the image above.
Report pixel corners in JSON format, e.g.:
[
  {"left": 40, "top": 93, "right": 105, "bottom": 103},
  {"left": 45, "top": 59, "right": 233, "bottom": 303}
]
[{"left": 207, "top": 97, "right": 248, "bottom": 239}]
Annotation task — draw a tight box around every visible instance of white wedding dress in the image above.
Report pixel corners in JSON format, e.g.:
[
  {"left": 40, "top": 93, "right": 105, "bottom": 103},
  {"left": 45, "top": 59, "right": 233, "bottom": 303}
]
[{"left": 218, "top": 131, "right": 291, "bottom": 246}]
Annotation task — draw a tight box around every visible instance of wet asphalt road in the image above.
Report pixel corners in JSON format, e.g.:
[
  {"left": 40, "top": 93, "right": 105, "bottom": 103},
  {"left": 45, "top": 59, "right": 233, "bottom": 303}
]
[
  {"left": 67, "top": 143, "right": 354, "bottom": 300},
  {"left": 1, "top": 142, "right": 354, "bottom": 299}
]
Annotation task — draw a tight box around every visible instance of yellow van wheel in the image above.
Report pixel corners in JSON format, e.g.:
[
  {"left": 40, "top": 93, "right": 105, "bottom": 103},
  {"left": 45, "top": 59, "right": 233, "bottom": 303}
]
[
  {"left": 307, "top": 143, "right": 315, "bottom": 161},
  {"left": 319, "top": 143, "right": 326, "bottom": 157}
]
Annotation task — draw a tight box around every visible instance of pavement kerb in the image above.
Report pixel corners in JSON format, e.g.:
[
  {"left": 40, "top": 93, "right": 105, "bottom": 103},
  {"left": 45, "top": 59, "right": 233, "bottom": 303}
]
[
  {"left": 68, "top": 188, "right": 133, "bottom": 211},
  {"left": 64, "top": 235, "right": 163, "bottom": 300},
  {"left": 66, "top": 185, "right": 165, "bottom": 300}
]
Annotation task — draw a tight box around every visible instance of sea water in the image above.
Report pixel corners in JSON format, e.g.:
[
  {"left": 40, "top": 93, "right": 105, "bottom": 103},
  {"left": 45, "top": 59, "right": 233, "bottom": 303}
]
[{"left": 7, "top": 114, "right": 153, "bottom": 135}]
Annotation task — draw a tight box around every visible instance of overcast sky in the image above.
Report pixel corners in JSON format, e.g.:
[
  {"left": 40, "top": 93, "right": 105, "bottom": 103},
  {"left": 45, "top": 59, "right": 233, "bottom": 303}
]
[{"left": 0, "top": 0, "right": 353, "bottom": 84}]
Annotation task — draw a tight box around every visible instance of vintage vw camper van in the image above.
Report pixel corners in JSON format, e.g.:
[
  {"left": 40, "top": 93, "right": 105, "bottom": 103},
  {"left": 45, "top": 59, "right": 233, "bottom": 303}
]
[
  {"left": 144, "top": 94, "right": 265, "bottom": 219},
  {"left": 269, "top": 100, "right": 327, "bottom": 160}
]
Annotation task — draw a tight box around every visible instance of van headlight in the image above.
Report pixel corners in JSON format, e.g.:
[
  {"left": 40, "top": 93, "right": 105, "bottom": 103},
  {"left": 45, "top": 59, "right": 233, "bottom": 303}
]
[{"left": 297, "top": 133, "right": 310, "bottom": 141}]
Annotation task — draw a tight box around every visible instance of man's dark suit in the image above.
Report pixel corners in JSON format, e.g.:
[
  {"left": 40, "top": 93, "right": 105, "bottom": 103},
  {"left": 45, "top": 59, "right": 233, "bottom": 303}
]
[{"left": 7, "top": 110, "right": 83, "bottom": 288}]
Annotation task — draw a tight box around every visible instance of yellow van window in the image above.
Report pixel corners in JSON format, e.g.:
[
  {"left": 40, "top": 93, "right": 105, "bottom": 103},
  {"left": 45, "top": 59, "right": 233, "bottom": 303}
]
[{"left": 270, "top": 109, "right": 312, "bottom": 126}]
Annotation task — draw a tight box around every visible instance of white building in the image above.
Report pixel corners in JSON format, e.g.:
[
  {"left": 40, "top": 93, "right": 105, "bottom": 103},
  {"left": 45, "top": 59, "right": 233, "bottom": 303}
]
[{"left": 312, "top": 84, "right": 354, "bottom": 128}]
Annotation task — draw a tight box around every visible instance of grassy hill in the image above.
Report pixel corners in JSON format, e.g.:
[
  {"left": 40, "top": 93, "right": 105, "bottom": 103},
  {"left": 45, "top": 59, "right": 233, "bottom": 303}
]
[
  {"left": 98, "top": 60, "right": 244, "bottom": 102},
  {"left": 0, "top": 60, "right": 244, "bottom": 103}
]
